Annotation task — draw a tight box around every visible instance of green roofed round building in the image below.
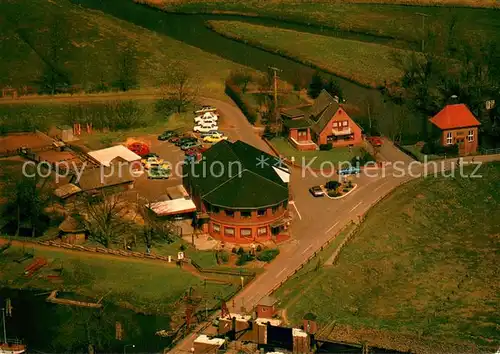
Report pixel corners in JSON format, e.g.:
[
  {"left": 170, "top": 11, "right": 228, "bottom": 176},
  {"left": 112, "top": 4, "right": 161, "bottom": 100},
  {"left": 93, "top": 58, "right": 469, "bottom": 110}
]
[{"left": 183, "top": 140, "right": 291, "bottom": 243}]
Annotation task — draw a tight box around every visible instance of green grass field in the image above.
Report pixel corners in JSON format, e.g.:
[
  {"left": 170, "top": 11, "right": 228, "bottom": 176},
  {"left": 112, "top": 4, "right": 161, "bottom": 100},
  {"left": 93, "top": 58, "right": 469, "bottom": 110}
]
[
  {"left": 154, "top": 1, "right": 500, "bottom": 46},
  {"left": 208, "top": 21, "right": 406, "bottom": 87},
  {"left": 0, "top": 0, "right": 250, "bottom": 96},
  {"left": 274, "top": 162, "right": 500, "bottom": 352},
  {"left": 270, "top": 137, "right": 363, "bottom": 168},
  {"left": 0, "top": 244, "right": 238, "bottom": 314}
]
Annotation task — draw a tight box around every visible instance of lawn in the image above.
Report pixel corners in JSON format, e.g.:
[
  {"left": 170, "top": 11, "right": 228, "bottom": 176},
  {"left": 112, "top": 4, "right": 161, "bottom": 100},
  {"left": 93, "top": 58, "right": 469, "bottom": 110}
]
[
  {"left": 0, "top": 244, "right": 238, "bottom": 315},
  {"left": 152, "top": 1, "right": 500, "bottom": 46},
  {"left": 270, "top": 137, "right": 362, "bottom": 169},
  {"left": 400, "top": 144, "right": 442, "bottom": 162},
  {"left": 208, "top": 21, "right": 407, "bottom": 88},
  {"left": 274, "top": 162, "right": 500, "bottom": 352},
  {"left": 0, "top": 0, "right": 251, "bottom": 97}
]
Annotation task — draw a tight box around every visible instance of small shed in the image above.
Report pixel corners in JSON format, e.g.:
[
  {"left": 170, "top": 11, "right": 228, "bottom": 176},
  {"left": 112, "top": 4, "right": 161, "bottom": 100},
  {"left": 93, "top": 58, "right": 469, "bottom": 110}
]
[
  {"left": 58, "top": 215, "right": 87, "bottom": 244},
  {"left": 193, "top": 335, "right": 225, "bottom": 354},
  {"left": 256, "top": 295, "right": 278, "bottom": 319}
]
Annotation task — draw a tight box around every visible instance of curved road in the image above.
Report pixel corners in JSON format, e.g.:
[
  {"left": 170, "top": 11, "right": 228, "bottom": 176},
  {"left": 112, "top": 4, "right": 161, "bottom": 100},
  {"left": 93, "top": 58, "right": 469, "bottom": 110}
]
[{"left": 3, "top": 92, "right": 499, "bottom": 353}]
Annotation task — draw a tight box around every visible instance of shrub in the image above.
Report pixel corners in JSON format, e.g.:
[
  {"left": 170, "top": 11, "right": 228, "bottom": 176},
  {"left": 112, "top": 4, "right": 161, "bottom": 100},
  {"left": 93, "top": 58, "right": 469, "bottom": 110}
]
[
  {"left": 236, "top": 252, "right": 255, "bottom": 266},
  {"left": 179, "top": 244, "right": 186, "bottom": 251},
  {"left": 237, "top": 247, "right": 245, "bottom": 255},
  {"left": 328, "top": 190, "right": 340, "bottom": 197},
  {"left": 256, "top": 245, "right": 263, "bottom": 252},
  {"left": 257, "top": 249, "right": 280, "bottom": 262},
  {"left": 351, "top": 148, "right": 374, "bottom": 165},
  {"left": 319, "top": 143, "right": 332, "bottom": 151},
  {"left": 325, "top": 180, "right": 341, "bottom": 190},
  {"left": 225, "top": 80, "right": 257, "bottom": 124},
  {"left": 343, "top": 188, "right": 349, "bottom": 193},
  {"left": 231, "top": 247, "right": 237, "bottom": 254},
  {"left": 219, "top": 251, "right": 230, "bottom": 263}
]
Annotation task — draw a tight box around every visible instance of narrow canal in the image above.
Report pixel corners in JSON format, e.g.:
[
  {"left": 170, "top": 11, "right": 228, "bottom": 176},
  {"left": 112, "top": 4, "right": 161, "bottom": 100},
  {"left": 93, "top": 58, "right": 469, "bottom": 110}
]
[{"left": 71, "top": 0, "right": 422, "bottom": 141}]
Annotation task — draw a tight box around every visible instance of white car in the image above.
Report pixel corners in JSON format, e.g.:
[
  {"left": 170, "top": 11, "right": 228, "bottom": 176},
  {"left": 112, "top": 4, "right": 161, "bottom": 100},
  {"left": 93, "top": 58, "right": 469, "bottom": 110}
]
[
  {"left": 195, "top": 106, "right": 217, "bottom": 114},
  {"left": 194, "top": 125, "right": 219, "bottom": 133},
  {"left": 194, "top": 112, "right": 218, "bottom": 124}
]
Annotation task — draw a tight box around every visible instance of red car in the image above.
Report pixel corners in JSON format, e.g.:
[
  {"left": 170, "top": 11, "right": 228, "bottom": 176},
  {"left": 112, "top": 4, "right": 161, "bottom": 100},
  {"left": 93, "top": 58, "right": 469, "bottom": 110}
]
[{"left": 367, "top": 136, "right": 383, "bottom": 147}]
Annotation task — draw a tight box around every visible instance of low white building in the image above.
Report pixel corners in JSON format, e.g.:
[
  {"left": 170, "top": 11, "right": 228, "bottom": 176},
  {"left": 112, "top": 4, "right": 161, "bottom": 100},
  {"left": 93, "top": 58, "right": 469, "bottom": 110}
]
[{"left": 88, "top": 145, "right": 141, "bottom": 167}]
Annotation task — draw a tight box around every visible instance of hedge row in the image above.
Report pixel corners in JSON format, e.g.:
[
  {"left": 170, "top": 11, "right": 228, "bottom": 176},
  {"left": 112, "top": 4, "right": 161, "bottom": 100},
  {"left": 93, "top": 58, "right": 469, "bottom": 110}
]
[{"left": 224, "top": 80, "right": 257, "bottom": 125}]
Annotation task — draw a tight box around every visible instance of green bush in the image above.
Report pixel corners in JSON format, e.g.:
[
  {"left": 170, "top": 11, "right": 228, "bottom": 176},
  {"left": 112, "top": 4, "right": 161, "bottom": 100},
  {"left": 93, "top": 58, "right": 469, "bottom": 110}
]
[
  {"left": 219, "top": 251, "right": 230, "bottom": 264},
  {"left": 236, "top": 252, "right": 255, "bottom": 266},
  {"left": 257, "top": 249, "right": 280, "bottom": 262},
  {"left": 319, "top": 143, "right": 332, "bottom": 151},
  {"left": 328, "top": 190, "right": 340, "bottom": 197},
  {"left": 422, "top": 141, "right": 459, "bottom": 156},
  {"left": 256, "top": 245, "right": 263, "bottom": 252},
  {"left": 325, "top": 180, "right": 341, "bottom": 190},
  {"left": 225, "top": 80, "right": 257, "bottom": 124},
  {"left": 351, "top": 148, "right": 375, "bottom": 165},
  {"left": 237, "top": 247, "right": 245, "bottom": 255}
]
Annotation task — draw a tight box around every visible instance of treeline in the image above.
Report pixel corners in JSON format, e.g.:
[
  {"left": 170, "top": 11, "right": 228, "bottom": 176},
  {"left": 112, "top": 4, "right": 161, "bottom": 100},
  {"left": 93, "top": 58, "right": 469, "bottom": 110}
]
[
  {"left": 388, "top": 19, "right": 500, "bottom": 147},
  {"left": 0, "top": 101, "right": 148, "bottom": 135}
]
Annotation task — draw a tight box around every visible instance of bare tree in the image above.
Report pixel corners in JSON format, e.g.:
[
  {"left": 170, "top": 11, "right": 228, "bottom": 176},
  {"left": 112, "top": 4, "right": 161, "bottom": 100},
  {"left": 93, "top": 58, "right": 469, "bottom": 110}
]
[
  {"left": 115, "top": 45, "right": 138, "bottom": 92},
  {"left": 77, "top": 192, "right": 133, "bottom": 248},
  {"left": 136, "top": 198, "right": 177, "bottom": 249},
  {"left": 163, "top": 64, "right": 199, "bottom": 113},
  {"left": 228, "top": 70, "right": 253, "bottom": 93}
]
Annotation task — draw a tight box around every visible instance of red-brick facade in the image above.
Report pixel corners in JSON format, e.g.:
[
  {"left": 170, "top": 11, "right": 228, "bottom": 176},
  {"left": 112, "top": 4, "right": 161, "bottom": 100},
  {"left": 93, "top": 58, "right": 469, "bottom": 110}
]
[{"left": 201, "top": 201, "right": 289, "bottom": 243}]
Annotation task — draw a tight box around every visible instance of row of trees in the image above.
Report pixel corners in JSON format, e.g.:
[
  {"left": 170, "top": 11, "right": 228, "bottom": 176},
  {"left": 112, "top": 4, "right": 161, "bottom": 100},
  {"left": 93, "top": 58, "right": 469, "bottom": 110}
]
[
  {"left": 1, "top": 167, "right": 176, "bottom": 248},
  {"left": 391, "top": 19, "right": 500, "bottom": 147}
]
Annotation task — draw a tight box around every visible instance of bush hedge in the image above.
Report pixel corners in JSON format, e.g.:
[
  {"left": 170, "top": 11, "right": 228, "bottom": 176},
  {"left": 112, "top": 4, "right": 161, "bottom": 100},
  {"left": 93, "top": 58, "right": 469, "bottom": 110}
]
[
  {"left": 225, "top": 80, "right": 257, "bottom": 125},
  {"left": 319, "top": 143, "right": 332, "bottom": 151},
  {"left": 236, "top": 252, "right": 255, "bottom": 266},
  {"left": 422, "top": 141, "right": 459, "bottom": 156},
  {"left": 257, "top": 249, "right": 280, "bottom": 262}
]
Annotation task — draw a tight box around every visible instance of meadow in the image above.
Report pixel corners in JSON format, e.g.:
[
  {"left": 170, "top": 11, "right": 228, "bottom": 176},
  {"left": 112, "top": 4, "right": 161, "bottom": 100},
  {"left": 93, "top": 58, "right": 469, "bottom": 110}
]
[
  {"left": 208, "top": 20, "right": 406, "bottom": 88},
  {"left": 148, "top": 0, "right": 500, "bottom": 45},
  {"left": 274, "top": 162, "right": 500, "bottom": 352},
  {"left": 0, "top": 0, "right": 250, "bottom": 96}
]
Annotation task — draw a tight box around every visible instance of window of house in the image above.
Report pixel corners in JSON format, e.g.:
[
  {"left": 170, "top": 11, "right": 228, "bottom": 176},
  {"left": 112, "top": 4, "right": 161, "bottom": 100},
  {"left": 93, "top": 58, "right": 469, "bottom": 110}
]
[
  {"left": 240, "top": 228, "right": 252, "bottom": 238},
  {"left": 446, "top": 132, "right": 453, "bottom": 145},
  {"left": 332, "top": 122, "right": 338, "bottom": 128},
  {"left": 271, "top": 205, "right": 279, "bottom": 214},
  {"left": 224, "top": 227, "right": 235, "bottom": 236},
  {"left": 241, "top": 211, "right": 252, "bottom": 218},
  {"left": 225, "top": 209, "right": 234, "bottom": 217},
  {"left": 213, "top": 223, "right": 220, "bottom": 234},
  {"left": 468, "top": 130, "right": 474, "bottom": 142},
  {"left": 298, "top": 130, "right": 307, "bottom": 137},
  {"left": 212, "top": 206, "right": 220, "bottom": 213},
  {"left": 257, "top": 209, "right": 267, "bottom": 217},
  {"left": 257, "top": 227, "right": 267, "bottom": 236},
  {"left": 342, "top": 121, "right": 348, "bottom": 127}
]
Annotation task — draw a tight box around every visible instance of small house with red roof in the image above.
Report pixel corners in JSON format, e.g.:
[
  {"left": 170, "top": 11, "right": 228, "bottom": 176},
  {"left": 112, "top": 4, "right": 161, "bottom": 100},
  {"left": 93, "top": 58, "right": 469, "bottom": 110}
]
[
  {"left": 429, "top": 104, "right": 481, "bottom": 156},
  {"left": 281, "top": 90, "right": 363, "bottom": 151}
]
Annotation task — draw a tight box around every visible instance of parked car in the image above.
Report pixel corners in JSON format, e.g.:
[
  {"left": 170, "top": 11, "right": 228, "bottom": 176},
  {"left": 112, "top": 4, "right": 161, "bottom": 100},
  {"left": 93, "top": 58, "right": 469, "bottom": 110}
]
[
  {"left": 181, "top": 141, "right": 201, "bottom": 151},
  {"left": 203, "top": 134, "right": 228, "bottom": 143},
  {"left": 185, "top": 148, "right": 200, "bottom": 156},
  {"left": 200, "top": 130, "right": 223, "bottom": 138},
  {"left": 309, "top": 186, "right": 324, "bottom": 197},
  {"left": 174, "top": 136, "right": 198, "bottom": 146},
  {"left": 338, "top": 167, "right": 361, "bottom": 176},
  {"left": 194, "top": 125, "right": 219, "bottom": 133},
  {"left": 141, "top": 156, "right": 165, "bottom": 169},
  {"left": 367, "top": 136, "right": 383, "bottom": 147},
  {"left": 158, "top": 130, "right": 178, "bottom": 141},
  {"left": 184, "top": 154, "right": 198, "bottom": 164},
  {"left": 147, "top": 166, "right": 170, "bottom": 179},
  {"left": 194, "top": 106, "right": 217, "bottom": 114},
  {"left": 194, "top": 112, "right": 218, "bottom": 124},
  {"left": 142, "top": 152, "right": 159, "bottom": 159}
]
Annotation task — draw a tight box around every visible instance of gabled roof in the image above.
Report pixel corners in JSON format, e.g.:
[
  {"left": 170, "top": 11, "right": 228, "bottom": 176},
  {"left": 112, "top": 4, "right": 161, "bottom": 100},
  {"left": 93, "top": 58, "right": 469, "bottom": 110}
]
[
  {"left": 281, "top": 107, "right": 305, "bottom": 119},
  {"left": 309, "top": 90, "right": 337, "bottom": 119},
  {"left": 429, "top": 104, "right": 481, "bottom": 130},
  {"left": 283, "top": 118, "right": 313, "bottom": 129},
  {"left": 310, "top": 103, "right": 340, "bottom": 135},
  {"left": 72, "top": 165, "right": 135, "bottom": 191},
  {"left": 185, "top": 140, "right": 289, "bottom": 209},
  {"left": 88, "top": 145, "right": 141, "bottom": 167}
]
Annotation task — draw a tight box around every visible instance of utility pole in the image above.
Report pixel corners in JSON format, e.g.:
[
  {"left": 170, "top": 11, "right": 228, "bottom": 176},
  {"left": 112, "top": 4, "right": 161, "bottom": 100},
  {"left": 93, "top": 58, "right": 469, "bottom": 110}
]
[
  {"left": 416, "top": 13, "right": 430, "bottom": 52},
  {"left": 268, "top": 66, "right": 282, "bottom": 132},
  {"left": 2, "top": 308, "right": 7, "bottom": 345}
]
